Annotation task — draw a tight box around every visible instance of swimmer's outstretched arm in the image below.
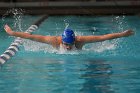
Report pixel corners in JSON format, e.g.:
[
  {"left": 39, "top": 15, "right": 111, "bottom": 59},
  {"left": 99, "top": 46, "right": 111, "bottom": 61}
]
[
  {"left": 4, "top": 24, "right": 56, "bottom": 44},
  {"left": 79, "top": 30, "right": 134, "bottom": 43}
]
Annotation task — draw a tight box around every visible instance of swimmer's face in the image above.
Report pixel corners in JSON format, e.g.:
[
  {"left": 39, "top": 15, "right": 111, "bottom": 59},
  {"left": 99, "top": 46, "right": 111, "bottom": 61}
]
[{"left": 62, "top": 42, "right": 75, "bottom": 50}]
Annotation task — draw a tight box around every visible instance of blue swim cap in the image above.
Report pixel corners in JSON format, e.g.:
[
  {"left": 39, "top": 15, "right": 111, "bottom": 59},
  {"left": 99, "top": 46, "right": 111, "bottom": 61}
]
[{"left": 62, "top": 29, "right": 75, "bottom": 44}]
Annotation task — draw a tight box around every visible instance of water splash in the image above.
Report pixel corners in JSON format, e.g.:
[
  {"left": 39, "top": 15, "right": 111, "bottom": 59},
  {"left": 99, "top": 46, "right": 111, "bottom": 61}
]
[
  {"left": 2, "top": 8, "right": 24, "bottom": 32},
  {"left": 23, "top": 39, "right": 56, "bottom": 53},
  {"left": 83, "top": 39, "right": 119, "bottom": 53},
  {"left": 64, "top": 23, "right": 69, "bottom": 30},
  {"left": 64, "top": 19, "right": 70, "bottom": 30},
  {"left": 57, "top": 44, "right": 79, "bottom": 55},
  {"left": 23, "top": 39, "right": 80, "bottom": 55},
  {"left": 112, "top": 15, "right": 128, "bottom": 31}
]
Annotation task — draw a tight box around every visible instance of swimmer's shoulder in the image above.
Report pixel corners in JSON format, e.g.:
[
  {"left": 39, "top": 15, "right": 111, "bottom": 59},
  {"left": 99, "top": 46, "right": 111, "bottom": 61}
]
[{"left": 51, "top": 36, "right": 62, "bottom": 48}]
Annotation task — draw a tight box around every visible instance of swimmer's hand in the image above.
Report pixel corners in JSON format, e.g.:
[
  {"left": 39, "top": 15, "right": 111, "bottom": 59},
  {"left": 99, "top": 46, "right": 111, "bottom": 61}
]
[
  {"left": 122, "top": 29, "right": 135, "bottom": 37},
  {"left": 4, "top": 24, "right": 14, "bottom": 36}
]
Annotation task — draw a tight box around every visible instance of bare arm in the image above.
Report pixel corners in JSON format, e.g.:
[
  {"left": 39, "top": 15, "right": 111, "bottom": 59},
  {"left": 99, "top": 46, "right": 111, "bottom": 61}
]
[
  {"left": 79, "top": 30, "right": 134, "bottom": 43},
  {"left": 4, "top": 24, "right": 56, "bottom": 44}
]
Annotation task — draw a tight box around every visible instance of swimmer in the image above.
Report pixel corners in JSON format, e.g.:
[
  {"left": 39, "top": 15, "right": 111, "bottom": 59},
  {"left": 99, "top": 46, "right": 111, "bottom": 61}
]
[{"left": 4, "top": 24, "right": 134, "bottom": 51}]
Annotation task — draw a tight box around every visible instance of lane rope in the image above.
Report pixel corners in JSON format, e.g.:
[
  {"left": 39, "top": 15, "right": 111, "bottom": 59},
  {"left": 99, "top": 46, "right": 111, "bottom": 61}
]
[{"left": 0, "top": 15, "right": 48, "bottom": 65}]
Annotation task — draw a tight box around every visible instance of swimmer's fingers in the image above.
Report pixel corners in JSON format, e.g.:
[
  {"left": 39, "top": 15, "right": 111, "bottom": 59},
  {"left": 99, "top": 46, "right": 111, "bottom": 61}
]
[
  {"left": 4, "top": 24, "right": 14, "bottom": 35},
  {"left": 4, "top": 24, "right": 10, "bottom": 32},
  {"left": 123, "top": 29, "right": 135, "bottom": 37}
]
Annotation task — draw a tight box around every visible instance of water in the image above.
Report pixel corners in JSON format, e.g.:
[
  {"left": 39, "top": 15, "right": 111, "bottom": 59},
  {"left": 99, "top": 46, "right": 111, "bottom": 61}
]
[{"left": 0, "top": 14, "right": 140, "bottom": 93}]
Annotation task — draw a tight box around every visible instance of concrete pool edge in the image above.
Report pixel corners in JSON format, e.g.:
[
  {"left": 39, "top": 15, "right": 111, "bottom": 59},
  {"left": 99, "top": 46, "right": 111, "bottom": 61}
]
[{"left": 0, "top": 1, "right": 140, "bottom": 15}]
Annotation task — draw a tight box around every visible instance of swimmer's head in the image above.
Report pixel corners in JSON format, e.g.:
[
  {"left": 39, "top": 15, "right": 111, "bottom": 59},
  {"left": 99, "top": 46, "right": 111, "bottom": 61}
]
[{"left": 62, "top": 28, "right": 75, "bottom": 44}]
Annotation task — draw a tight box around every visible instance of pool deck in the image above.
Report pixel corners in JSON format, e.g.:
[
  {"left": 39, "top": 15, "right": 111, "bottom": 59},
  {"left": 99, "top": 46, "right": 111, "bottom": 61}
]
[{"left": 0, "top": 1, "right": 140, "bottom": 15}]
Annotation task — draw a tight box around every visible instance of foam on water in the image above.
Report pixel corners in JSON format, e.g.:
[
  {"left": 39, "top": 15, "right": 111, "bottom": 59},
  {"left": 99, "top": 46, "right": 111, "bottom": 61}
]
[
  {"left": 23, "top": 39, "right": 80, "bottom": 55},
  {"left": 83, "top": 39, "right": 120, "bottom": 53}
]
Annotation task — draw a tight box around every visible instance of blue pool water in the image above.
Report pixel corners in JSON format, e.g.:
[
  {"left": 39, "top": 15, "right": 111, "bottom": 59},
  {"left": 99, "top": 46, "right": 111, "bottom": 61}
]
[{"left": 0, "top": 15, "right": 140, "bottom": 93}]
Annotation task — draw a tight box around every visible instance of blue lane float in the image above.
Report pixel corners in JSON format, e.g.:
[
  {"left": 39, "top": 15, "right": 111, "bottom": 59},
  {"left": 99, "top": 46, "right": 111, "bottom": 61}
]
[{"left": 0, "top": 15, "right": 48, "bottom": 65}]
